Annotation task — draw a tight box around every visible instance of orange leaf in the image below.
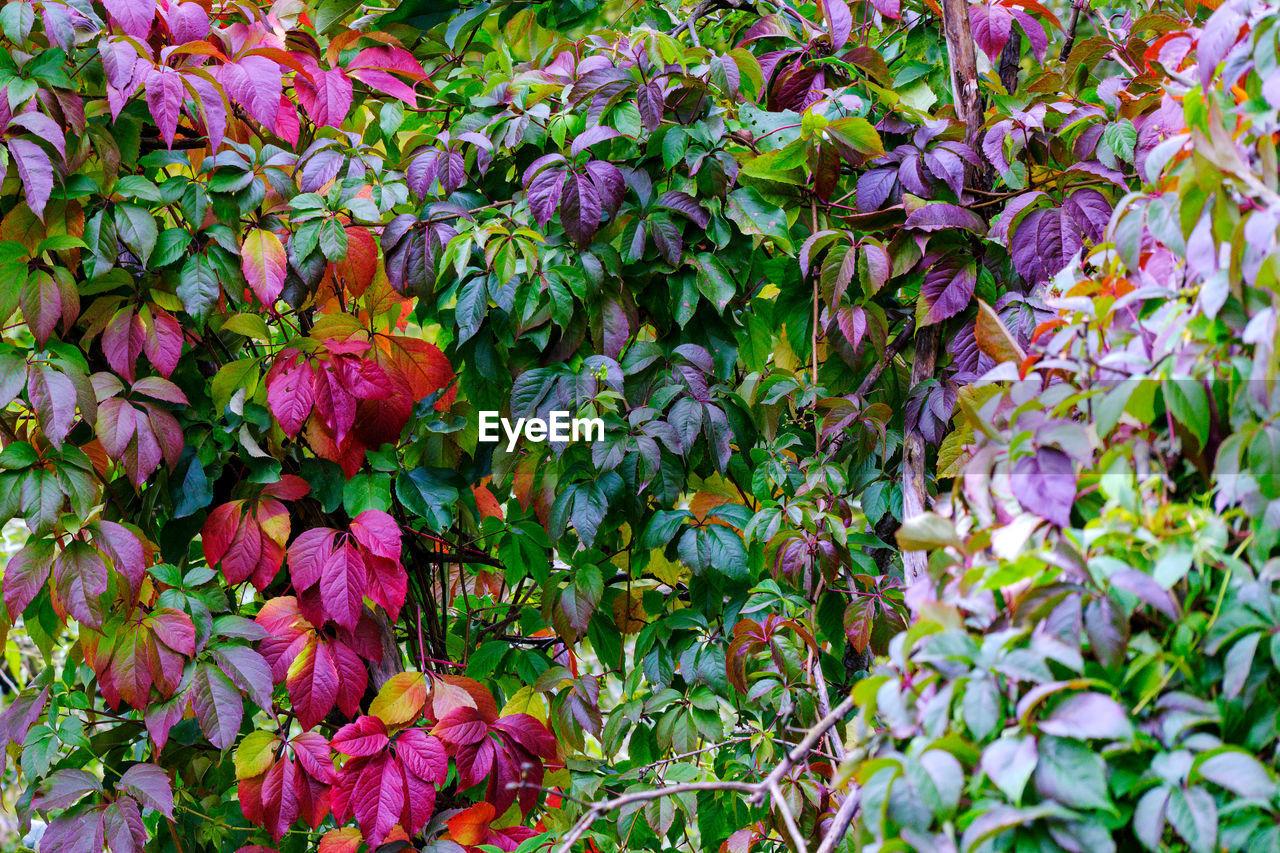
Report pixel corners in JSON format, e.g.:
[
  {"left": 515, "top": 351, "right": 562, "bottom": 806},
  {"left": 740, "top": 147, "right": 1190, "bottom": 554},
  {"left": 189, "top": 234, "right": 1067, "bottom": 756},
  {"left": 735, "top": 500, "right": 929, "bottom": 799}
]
[{"left": 446, "top": 803, "right": 495, "bottom": 846}]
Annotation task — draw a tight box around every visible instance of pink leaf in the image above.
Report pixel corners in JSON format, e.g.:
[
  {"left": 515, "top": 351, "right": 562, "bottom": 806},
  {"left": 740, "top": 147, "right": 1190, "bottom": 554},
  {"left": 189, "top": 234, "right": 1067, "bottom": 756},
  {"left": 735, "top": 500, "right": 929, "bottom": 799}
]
[
  {"left": 3, "top": 538, "right": 53, "bottom": 620},
  {"left": 145, "top": 66, "right": 185, "bottom": 149},
  {"left": 103, "top": 307, "right": 145, "bottom": 382},
  {"left": 288, "top": 640, "right": 340, "bottom": 731},
  {"left": 96, "top": 397, "right": 137, "bottom": 459},
  {"left": 349, "top": 510, "right": 401, "bottom": 562},
  {"left": 267, "top": 353, "right": 315, "bottom": 438},
  {"left": 191, "top": 664, "right": 243, "bottom": 749},
  {"left": 349, "top": 752, "right": 403, "bottom": 846},
  {"left": 241, "top": 228, "right": 287, "bottom": 306},
  {"left": 220, "top": 56, "right": 283, "bottom": 130},
  {"left": 287, "top": 527, "right": 336, "bottom": 591},
  {"left": 320, "top": 538, "right": 367, "bottom": 631},
  {"left": 182, "top": 73, "right": 227, "bottom": 151},
  {"left": 94, "top": 520, "right": 145, "bottom": 594},
  {"left": 167, "top": 1, "right": 209, "bottom": 42},
  {"left": 143, "top": 307, "right": 183, "bottom": 377},
  {"left": 132, "top": 376, "right": 188, "bottom": 405},
  {"left": 296, "top": 62, "right": 353, "bottom": 128},
  {"left": 395, "top": 729, "right": 448, "bottom": 784},
  {"left": 101, "top": 0, "right": 156, "bottom": 37}
]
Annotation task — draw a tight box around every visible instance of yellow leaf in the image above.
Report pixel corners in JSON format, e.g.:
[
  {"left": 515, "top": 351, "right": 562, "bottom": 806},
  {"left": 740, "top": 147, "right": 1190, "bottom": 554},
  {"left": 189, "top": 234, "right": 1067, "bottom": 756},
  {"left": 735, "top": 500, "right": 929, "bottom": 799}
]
[
  {"left": 370, "top": 671, "right": 427, "bottom": 727},
  {"left": 234, "top": 730, "right": 278, "bottom": 779},
  {"left": 500, "top": 686, "right": 548, "bottom": 723},
  {"left": 648, "top": 549, "right": 686, "bottom": 587}
]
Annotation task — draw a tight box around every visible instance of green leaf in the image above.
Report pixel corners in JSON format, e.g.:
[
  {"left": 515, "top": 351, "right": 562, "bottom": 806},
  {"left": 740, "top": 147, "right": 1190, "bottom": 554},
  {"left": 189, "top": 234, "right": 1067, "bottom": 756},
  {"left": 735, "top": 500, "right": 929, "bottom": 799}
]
[
  {"left": 1033, "top": 736, "right": 1112, "bottom": 811},
  {"left": 178, "top": 254, "right": 221, "bottom": 323},
  {"left": 397, "top": 468, "right": 459, "bottom": 528},
  {"left": 343, "top": 471, "right": 392, "bottom": 516},
  {"left": 115, "top": 203, "right": 158, "bottom": 266},
  {"left": 725, "top": 187, "right": 793, "bottom": 250},
  {"left": 691, "top": 253, "right": 736, "bottom": 311}
]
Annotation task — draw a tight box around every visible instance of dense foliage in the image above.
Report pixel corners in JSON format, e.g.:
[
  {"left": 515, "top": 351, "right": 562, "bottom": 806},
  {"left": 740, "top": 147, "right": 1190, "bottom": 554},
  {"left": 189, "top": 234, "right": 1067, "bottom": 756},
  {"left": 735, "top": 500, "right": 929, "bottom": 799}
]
[{"left": 0, "top": 0, "right": 1278, "bottom": 850}]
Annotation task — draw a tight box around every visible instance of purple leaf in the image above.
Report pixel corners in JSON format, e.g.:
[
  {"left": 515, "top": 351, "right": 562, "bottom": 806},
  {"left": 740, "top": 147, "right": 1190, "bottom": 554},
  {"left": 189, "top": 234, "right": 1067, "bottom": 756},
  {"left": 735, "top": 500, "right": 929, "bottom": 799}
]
[
  {"left": 570, "top": 126, "right": 621, "bottom": 158},
  {"left": 916, "top": 255, "right": 977, "bottom": 326},
  {"left": 191, "top": 665, "right": 243, "bottom": 750},
  {"left": 856, "top": 167, "right": 897, "bottom": 212},
  {"left": 649, "top": 214, "right": 682, "bottom": 266},
  {"left": 584, "top": 160, "right": 624, "bottom": 216},
  {"left": 102, "top": 0, "right": 156, "bottom": 37},
  {"left": 637, "top": 82, "right": 663, "bottom": 131},
  {"left": 33, "top": 769, "right": 101, "bottom": 812},
  {"left": 1110, "top": 569, "right": 1181, "bottom": 620},
  {"left": 211, "top": 645, "right": 274, "bottom": 710},
  {"left": 1040, "top": 692, "right": 1132, "bottom": 739},
  {"left": 1062, "top": 187, "right": 1112, "bottom": 242},
  {"left": 559, "top": 171, "right": 602, "bottom": 247},
  {"left": 407, "top": 148, "right": 441, "bottom": 199},
  {"left": 9, "top": 138, "right": 53, "bottom": 218},
  {"left": 118, "top": 764, "right": 174, "bottom": 818},
  {"left": 526, "top": 164, "right": 566, "bottom": 225},
  {"left": 869, "top": 0, "right": 900, "bottom": 19},
  {"left": 9, "top": 112, "right": 65, "bottom": 162},
  {"left": 905, "top": 202, "right": 987, "bottom": 234},
  {"left": 655, "top": 190, "right": 708, "bottom": 228},
  {"left": 1010, "top": 446, "right": 1075, "bottom": 526},
  {"left": 1011, "top": 208, "right": 1083, "bottom": 284},
  {"left": 1011, "top": 10, "right": 1047, "bottom": 62},
  {"left": 822, "top": 0, "right": 853, "bottom": 49},
  {"left": 1198, "top": 4, "right": 1245, "bottom": 88}
]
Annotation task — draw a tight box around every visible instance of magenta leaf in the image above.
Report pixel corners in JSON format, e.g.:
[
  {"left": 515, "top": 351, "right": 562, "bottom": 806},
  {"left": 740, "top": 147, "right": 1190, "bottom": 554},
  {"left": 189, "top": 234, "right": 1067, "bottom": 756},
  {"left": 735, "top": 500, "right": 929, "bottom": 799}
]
[{"left": 144, "top": 67, "right": 184, "bottom": 148}]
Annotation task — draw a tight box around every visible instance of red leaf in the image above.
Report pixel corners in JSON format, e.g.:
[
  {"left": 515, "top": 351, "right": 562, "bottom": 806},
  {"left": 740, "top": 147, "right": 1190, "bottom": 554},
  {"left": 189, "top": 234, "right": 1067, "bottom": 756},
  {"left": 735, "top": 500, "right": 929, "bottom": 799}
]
[
  {"left": 291, "top": 731, "right": 336, "bottom": 785},
  {"left": 372, "top": 334, "right": 454, "bottom": 407},
  {"left": 395, "top": 728, "right": 448, "bottom": 784},
  {"left": 331, "top": 639, "right": 369, "bottom": 718},
  {"left": 334, "top": 226, "right": 377, "bottom": 294},
  {"left": 262, "top": 475, "right": 310, "bottom": 500},
  {"left": 287, "top": 638, "right": 339, "bottom": 730},
  {"left": 275, "top": 94, "right": 300, "bottom": 146},
  {"left": 261, "top": 751, "right": 300, "bottom": 840},
  {"left": 492, "top": 714, "right": 558, "bottom": 759},
  {"left": 144, "top": 66, "right": 184, "bottom": 148},
  {"left": 242, "top": 229, "right": 287, "bottom": 306},
  {"left": 332, "top": 715, "right": 389, "bottom": 757},
  {"left": 349, "top": 751, "right": 404, "bottom": 846}
]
